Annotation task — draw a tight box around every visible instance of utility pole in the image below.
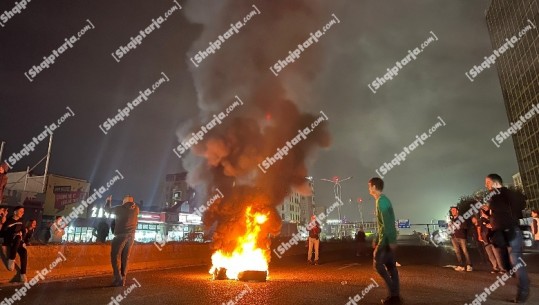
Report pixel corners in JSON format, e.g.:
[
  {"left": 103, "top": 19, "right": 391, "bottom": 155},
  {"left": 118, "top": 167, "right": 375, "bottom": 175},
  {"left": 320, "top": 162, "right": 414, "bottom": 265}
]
[
  {"left": 350, "top": 197, "right": 365, "bottom": 228},
  {"left": 42, "top": 135, "right": 53, "bottom": 193},
  {"left": 0, "top": 141, "right": 5, "bottom": 163}
]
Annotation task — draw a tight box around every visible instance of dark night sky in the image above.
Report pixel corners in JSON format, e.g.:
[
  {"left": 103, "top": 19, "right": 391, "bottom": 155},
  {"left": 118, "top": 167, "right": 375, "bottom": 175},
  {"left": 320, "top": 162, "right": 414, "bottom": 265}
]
[{"left": 0, "top": 0, "right": 520, "bottom": 225}]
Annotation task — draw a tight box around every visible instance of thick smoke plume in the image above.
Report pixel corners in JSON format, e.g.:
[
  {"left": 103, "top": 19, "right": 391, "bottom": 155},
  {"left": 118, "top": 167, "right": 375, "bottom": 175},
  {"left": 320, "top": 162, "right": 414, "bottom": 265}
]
[{"left": 181, "top": 0, "right": 331, "bottom": 256}]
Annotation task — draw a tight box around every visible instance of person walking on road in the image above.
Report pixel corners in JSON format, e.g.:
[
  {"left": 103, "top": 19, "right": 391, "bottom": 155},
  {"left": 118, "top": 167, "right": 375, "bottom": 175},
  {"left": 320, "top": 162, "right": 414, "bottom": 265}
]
[
  {"left": 307, "top": 215, "right": 320, "bottom": 265},
  {"left": 485, "top": 174, "right": 529, "bottom": 303},
  {"left": 448, "top": 207, "right": 473, "bottom": 272},
  {"left": 1, "top": 206, "right": 28, "bottom": 282},
  {"left": 368, "top": 177, "right": 401, "bottom": 305},
  {"left": 104, "top": 195, "right": 139, "bottom": 287}
]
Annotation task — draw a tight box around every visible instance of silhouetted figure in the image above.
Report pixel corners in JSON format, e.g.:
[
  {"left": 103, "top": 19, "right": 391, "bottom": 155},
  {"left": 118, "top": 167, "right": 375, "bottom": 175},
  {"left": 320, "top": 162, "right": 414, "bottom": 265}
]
[{"left": 93, "top": 220, "right": 110, "bottom": 243}]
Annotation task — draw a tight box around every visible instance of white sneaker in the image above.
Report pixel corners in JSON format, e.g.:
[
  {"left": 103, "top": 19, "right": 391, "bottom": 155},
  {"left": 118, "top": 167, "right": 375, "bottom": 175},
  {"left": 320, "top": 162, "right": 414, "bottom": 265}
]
[
  {"left": 454, "top": 266, "right": 465, "bottom": 271},
  {"left": 20, "top": 274, "right": 27, "bottom": 283},
  {"left": 7, "top": 259, "right": 15, "bottom": 271},
  {"left": 466, "top": 265, "right": 473, "bottom": 272}
]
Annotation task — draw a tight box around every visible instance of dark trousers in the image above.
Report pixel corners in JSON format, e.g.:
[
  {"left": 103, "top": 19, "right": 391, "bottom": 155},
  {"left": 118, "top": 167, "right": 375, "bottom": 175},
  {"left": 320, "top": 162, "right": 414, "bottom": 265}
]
[
  {"left": 111, "top": 233, "right": 135, "bottom": 282},
  {"left": 8, "top": 236, "right": 27, "bottom": 274},
  {"left": 373, "top": 244, "right": 399, "bottom": 297},
  {"left": 493, "top": 228, "right": 529, "bottom": 297}
]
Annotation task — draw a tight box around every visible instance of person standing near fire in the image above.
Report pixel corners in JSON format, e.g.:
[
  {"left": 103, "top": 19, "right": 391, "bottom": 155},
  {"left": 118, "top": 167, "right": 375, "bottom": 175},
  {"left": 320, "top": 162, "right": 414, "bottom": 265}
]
[
  {"left": 104, "top": 194, "right": 139, "bottom": 286},
  {"left": 307, "top": 215, "right": 320, "bottom": 265},
  {"left": 369, "top": 177, "right": 402, "bottom": 305}
]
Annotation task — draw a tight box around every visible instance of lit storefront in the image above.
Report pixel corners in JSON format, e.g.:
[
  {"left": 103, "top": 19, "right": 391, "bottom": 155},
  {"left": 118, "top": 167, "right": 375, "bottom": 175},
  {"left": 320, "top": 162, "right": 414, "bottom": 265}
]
[
  {"left": 62, "top": 200, "right": 204, "bottom": 243},
  {"left": 135, "top": 211, "right": 166, "bottom": 243}
]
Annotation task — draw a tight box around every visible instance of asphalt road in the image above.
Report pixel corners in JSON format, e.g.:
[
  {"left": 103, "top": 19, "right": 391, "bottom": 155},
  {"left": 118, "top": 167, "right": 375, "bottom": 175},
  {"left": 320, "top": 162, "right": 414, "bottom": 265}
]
[{"left": 0, "top": 243, "right": 537, "bottom": 305}]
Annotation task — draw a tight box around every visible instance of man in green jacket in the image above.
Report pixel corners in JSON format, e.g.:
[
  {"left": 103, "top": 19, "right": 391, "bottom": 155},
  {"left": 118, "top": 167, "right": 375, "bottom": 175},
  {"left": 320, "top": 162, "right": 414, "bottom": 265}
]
[{"left": 369, "top": 177, "right": 401, "bottom": 305}]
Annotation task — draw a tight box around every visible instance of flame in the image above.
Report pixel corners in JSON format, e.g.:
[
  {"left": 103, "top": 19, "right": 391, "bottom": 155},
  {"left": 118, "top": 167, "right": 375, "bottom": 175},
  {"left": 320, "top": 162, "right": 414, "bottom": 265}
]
[{"left": 209, "top": 207, "right": 270, "bottom": 280}]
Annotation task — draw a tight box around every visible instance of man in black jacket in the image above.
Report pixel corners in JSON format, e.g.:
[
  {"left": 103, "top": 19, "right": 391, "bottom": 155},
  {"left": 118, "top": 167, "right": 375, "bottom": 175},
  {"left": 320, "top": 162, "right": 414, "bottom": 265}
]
[
  {"left": 1, "top": 206, "right": 27, "bottom": 282},
  {"left": 485, "top": 174, "right": 529, "bottom": 303},
  {"left": 104, "top": 195, "right": 139, "bottom": 287}
]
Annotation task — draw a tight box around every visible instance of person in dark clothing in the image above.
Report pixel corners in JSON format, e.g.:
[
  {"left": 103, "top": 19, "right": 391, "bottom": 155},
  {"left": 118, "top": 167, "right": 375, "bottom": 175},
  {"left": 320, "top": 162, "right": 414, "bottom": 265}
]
[
  {"left": 307, "top": 215, "right": 320, "bottom": 265},
  {"left": 1, "top": 206, "right": 27, "bottom": 282},
  {"left": 24, "top": 219, "right": 37, "bottom": 245},
  {"left": 110, "top": 219, "right": 115, "bottom": 235},
  {"left": 448, "top": 207, "right": 472, "bottom": 271},
  {"left": 93, "top": 220, "right": 110, "bottom": 243},
  {"left": 485, "top": 173, "right": 529, "bottom": 303},
  {"left": 0, "top": 162, "right": 9, "bottom": 204},
  {"left": 104, "top": 195, "right": 139, "bottom": 287},
  {"left": 355, "top": 226, "right": 367, "bottom": 256}
]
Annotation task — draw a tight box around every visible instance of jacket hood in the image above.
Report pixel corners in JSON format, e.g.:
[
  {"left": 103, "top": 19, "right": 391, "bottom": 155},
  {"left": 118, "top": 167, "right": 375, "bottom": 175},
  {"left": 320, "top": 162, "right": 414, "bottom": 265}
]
[{"left": 123, "top": 202, "right": 137, "bottom": 209}]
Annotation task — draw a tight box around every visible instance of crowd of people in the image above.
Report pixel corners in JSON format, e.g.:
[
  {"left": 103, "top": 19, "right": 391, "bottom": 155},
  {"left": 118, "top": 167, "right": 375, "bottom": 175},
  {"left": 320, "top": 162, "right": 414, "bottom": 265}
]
[
  {"left": 0, "top": 194, "right": 139, "bottom": 287},
  {"left": 446, "top": 173, "right": 537, "bottom": 303},
  {"left": 306, "top": 174, "right": 537, "bottom": 304}
]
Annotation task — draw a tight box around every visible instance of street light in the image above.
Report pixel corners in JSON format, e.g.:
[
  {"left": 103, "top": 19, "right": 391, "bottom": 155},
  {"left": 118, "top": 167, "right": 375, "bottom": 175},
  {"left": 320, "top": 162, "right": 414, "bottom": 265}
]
[{"left": 320, "top": 176, "right": 352, "bottom": 239}]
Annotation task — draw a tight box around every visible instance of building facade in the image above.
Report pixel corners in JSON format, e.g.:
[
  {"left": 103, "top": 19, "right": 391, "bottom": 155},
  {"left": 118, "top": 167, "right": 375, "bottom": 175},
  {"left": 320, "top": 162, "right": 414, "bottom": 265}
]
[
  {"left": 278, "top": 191, "right": 302, "bottom": 223},
  {"left": 164, "top": 172, "right": 194, "bottom": 212},
  {"left": 486, "top": 0, "right": 539, "bottom": 210},
  {"left": 513, "top": 172, "right": 524, "bottom": 190}
]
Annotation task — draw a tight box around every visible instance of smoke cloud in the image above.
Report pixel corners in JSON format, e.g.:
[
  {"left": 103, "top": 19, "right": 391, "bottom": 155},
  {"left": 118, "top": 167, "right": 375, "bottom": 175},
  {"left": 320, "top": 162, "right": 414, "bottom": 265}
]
[{"left": 180, "top": 0, "right": 332, "bottom": 256}]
